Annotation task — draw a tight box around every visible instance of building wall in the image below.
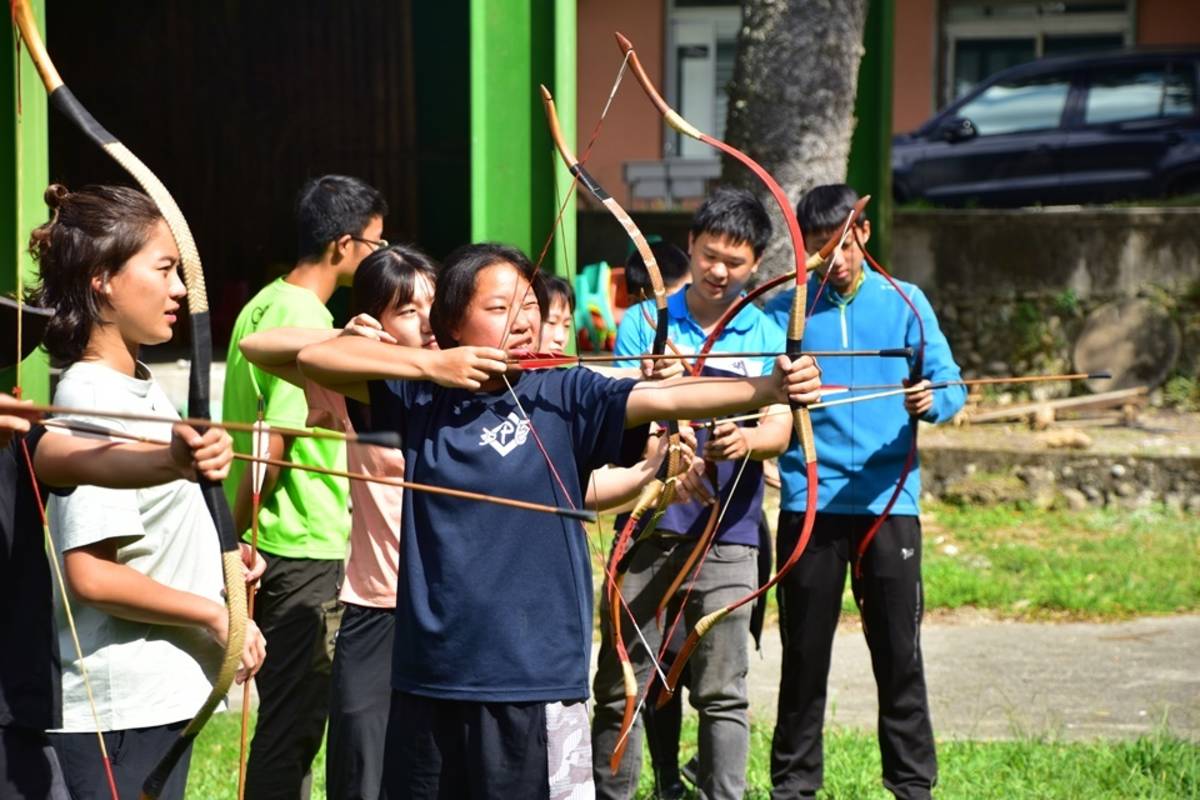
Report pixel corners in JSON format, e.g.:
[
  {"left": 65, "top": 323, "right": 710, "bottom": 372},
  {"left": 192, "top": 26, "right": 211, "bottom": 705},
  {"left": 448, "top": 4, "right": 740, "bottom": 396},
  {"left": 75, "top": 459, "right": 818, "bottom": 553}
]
[
  {"left": 575, "top": 0, "right": 1200, "bottom": 202},
  {"left": 893, "top": 0, "right": 938, "bottom": 133},
  {"left": 1138, "top": 0, "right": 1200, "bottom": 45},
  {"left": 576, "top": 0, "right": 665, "bottom": 203}
]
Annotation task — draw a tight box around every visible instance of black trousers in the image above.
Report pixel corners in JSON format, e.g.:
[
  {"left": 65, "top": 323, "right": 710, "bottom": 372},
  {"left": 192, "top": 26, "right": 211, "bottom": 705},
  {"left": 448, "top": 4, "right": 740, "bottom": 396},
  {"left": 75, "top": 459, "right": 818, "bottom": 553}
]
[
  {"left": 770, "top": 512, "right": 936, "bottom": 800},
  {"left": 382, "top": 691, "right": 549, "bottom": 800},
  {"left": 48, "top": 720, "right": 192, "bottom": 800},
  {"left": 328, "top": 603, "right": 395, "bottom": 800},
  {"left": 245, "top": 553, "right": 344, "bottom": 800},
  {"left": 1, "top": 725, "right": 69, "bottom": 800}
]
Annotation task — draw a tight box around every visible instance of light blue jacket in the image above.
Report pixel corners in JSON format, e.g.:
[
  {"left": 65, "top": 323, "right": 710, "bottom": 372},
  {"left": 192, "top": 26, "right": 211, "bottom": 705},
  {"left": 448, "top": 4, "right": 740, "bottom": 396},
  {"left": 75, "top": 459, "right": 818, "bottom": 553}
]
[{"left": 764, "top": 264, "right": 965, "bottom": 515}]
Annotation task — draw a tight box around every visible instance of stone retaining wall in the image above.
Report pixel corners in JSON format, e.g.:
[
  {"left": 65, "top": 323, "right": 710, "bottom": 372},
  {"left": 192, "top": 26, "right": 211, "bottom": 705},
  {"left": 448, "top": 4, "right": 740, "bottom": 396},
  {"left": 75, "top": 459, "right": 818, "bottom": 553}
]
[
  {"left": 892, "top": 208, "right": 1200, "bottom": 396},
  {"left": 922, "top": 445, "right": 1200, "bottom": 513}
]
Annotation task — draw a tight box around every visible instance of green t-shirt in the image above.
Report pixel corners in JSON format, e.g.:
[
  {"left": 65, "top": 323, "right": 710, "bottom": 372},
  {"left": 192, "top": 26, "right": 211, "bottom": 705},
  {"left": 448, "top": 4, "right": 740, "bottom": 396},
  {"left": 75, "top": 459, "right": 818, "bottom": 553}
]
[{"left": 222, "top": 278, "right": 350, "bottom": 559}]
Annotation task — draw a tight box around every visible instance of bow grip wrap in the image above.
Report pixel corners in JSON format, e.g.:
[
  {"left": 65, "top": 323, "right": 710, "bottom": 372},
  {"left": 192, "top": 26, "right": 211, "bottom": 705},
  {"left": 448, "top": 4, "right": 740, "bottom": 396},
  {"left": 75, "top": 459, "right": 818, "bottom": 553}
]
[
  {"left": 49, "top": 87, "right": 117, "bottom": 145},
  {"left": 786, "top": 282, "right": 817, "bottom": 463}
]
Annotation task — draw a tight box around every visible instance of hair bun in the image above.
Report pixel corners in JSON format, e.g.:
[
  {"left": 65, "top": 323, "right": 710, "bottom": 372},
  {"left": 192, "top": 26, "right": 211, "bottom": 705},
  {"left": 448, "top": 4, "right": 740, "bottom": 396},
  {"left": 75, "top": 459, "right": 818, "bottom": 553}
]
[{"left": 44, "top": 183, "right": 70, "bottom": 210}]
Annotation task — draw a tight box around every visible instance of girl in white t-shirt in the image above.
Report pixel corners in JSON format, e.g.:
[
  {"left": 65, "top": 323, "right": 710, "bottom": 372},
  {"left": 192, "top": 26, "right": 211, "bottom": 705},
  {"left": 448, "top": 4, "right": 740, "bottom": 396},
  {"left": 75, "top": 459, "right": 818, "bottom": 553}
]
[
  {"left": 29, "top": 183, "right": 266, "bottom": 800},
  {"left": 238, "top": 243, "right": 436, "bottom": 800}
]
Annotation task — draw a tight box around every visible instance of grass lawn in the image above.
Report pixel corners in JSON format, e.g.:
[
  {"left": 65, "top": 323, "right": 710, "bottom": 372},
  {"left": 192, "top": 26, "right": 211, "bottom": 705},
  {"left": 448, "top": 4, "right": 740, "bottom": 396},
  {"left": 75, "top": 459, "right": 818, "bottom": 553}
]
[
  {"left": 187, "top": 711, "right": 324, "bottom": 799},
  {"left": 664, "top": 718, "right": 1199, "bottom": 800},
  {"left": 187, "top": 713, "right": 1199, "bottom": 799},
  {"left": 918, "top": 502, "right": 1200, "bottom": 620}
]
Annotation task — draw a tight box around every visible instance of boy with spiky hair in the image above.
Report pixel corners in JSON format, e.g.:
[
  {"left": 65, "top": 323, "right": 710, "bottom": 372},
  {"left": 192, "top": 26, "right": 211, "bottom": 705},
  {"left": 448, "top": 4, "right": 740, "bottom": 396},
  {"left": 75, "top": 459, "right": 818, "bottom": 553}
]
[{"left": 593, "top": 187, "right": 792, "bottom": 799}]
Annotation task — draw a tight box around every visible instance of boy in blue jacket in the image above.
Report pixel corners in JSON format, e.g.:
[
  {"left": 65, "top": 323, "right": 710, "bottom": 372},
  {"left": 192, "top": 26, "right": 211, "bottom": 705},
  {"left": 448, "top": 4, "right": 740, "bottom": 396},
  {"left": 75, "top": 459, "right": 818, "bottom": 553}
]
[{"left": 764, "top": 185, "right": 966, "bottom": 800}]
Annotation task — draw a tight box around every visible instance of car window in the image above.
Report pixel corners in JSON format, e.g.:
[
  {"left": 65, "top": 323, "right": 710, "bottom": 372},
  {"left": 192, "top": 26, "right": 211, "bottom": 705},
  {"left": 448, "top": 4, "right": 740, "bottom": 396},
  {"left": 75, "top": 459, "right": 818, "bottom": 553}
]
[
  {"left": 1084, "top": 63, "right": 1197, "bottom": 125},
  {"left": 958, "top": 74, "right": 1072, "bottom": 136}
]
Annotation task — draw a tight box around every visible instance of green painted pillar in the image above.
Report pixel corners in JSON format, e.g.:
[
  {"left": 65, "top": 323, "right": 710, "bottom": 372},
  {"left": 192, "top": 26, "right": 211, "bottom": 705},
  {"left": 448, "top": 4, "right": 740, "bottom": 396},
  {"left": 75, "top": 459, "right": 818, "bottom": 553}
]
[
  {"left": 847, "top": 0, "right": 894, "bottom": 263},
  {"left": 469, "top": 0, "right": 575, "bottom": 277},
  {"left": 0, "top": 0, "right": 49, "bottom": 401}
]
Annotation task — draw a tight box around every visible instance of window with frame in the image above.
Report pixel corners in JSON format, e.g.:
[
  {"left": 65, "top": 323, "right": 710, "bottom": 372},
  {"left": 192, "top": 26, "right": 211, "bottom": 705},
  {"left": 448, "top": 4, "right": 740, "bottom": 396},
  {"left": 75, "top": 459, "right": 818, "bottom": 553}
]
[
  {"left": 958, "top": 74, "right": 1073, "bottom": 135},
  {"left": 942, "top": 0, "right": 1132, "bottom": 105},
  {"left": 1084, "top": 63, "right": 1198, "bottom": 125}
]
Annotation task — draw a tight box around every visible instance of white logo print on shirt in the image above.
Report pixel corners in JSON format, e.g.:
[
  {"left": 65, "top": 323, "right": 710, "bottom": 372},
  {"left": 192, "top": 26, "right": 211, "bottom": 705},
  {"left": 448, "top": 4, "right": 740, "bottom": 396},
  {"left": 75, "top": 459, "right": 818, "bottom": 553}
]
[{"left": 479, "top": 412, "right": 531, "bottom": 457}]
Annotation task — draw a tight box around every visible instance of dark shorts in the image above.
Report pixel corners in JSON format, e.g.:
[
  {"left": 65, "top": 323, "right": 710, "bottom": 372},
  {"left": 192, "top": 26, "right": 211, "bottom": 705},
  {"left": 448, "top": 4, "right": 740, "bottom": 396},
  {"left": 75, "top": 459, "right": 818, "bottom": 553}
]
[
  {"left": 382, "top": 691, "right": 550, "bottom": 800},
  {"left": 48, "top": 720, "right": 193, "bottom": 800}
]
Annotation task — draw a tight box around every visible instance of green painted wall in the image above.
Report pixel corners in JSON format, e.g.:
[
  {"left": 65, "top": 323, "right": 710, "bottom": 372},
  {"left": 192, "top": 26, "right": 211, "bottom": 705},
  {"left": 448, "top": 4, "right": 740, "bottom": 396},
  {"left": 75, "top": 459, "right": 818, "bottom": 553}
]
[
  {"left": 0, "top": 0, "right": 49, "bottom": 401},
  {"left": 469, "top": 0, "right": 575, "bottom": 276},
  {"left": 847, "top": 0, "right": 894, "bottom": 263}
]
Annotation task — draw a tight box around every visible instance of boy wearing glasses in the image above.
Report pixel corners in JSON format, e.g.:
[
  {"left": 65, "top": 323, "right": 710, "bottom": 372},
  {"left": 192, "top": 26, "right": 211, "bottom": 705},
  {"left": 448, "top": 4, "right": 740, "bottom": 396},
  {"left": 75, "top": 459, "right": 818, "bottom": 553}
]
[{"left": 223, "top": 174, "right": 387, "bottom": 799}]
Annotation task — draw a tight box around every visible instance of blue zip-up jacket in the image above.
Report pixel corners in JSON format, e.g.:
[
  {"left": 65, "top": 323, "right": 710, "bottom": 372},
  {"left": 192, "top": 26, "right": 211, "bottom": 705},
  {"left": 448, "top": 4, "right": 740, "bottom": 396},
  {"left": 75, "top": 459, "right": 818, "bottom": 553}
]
[{"left": 764, "top": 264, "right": 966, "bottom": 516}]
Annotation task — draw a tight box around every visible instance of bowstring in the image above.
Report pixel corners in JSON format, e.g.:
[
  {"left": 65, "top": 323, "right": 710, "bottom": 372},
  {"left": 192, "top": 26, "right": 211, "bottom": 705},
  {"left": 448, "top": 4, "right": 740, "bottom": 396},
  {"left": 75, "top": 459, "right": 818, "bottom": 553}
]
[
  {"left": 806, "top": 208, "right": 859, "bottom": 319},
  {"left": 501, "top": 50, "right": 631, "bottom": 353},
  {"left": 587, "top": 462, "right": 670, "bottom": 688}
]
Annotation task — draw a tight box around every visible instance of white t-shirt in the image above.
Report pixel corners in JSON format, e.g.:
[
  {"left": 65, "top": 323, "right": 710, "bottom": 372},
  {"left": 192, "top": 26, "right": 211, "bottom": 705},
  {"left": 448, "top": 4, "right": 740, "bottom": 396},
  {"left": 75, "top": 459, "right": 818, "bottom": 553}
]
[{"left": 48, "top": 361, "right": 225, "bottom": 732}]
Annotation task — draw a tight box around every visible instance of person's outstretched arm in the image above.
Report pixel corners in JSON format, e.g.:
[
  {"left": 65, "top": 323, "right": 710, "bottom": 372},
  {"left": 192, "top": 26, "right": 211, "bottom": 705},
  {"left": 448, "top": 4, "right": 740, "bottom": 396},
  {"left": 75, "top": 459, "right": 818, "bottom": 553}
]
[
  {"left": 239, "top": 327, "right": 340, "bottom": 388},
  {"left": 240, "top": 313, "right": 403, "bottom": 396},
  {"left": 298, "top": 336, "right": 510, "bottom": 393},
  {"left": 35, "top": 423, "right": 233, "bottom": 489},
  {"left": 625, "top": 355, "right": 821, "bottom": 429},
  {"left": 585, "top": 424, "right": 708, "bottom": 510}
]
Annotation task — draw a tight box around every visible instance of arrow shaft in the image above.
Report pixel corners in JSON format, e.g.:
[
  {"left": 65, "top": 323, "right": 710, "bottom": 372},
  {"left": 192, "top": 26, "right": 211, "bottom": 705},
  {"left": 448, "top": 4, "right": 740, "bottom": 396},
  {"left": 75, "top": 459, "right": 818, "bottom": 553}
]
[
  {"left": 5, "top": 399, "right": 384, "bottom": 446},
  {"left": 41, "top": 420, "right": 593, "bottom": 522},
  {"left": 514, "top": 348, "right": 912, "bottom": 368}
]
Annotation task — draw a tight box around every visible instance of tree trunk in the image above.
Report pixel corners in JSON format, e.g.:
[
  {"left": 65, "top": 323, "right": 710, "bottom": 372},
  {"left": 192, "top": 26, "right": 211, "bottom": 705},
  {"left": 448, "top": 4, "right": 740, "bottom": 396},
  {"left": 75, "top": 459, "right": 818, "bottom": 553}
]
[{"left": 722, "top": 0, "right": 868, "bottom": 280}]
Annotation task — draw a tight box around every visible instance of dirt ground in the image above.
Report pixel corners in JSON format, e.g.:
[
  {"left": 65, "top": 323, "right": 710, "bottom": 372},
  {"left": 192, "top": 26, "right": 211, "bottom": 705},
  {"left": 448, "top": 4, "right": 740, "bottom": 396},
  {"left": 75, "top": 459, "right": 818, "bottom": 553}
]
[{"left": 744, "top": 611, "right": 1200, "bottom": 741}]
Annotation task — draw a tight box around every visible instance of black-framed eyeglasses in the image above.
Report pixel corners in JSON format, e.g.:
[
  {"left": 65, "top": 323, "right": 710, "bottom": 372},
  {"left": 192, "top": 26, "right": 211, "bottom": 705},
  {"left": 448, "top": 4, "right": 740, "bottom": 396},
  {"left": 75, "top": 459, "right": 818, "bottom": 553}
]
[{"left": 350, "top": 236, "right": 388, "bottom": 250}]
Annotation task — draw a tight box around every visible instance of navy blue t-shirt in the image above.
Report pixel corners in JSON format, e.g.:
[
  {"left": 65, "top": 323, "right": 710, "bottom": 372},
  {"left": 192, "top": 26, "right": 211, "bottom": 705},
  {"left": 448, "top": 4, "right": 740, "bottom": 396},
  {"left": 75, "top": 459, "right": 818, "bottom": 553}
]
[{"left": 369, "top": 368, "right": 645, "bottom": 702}]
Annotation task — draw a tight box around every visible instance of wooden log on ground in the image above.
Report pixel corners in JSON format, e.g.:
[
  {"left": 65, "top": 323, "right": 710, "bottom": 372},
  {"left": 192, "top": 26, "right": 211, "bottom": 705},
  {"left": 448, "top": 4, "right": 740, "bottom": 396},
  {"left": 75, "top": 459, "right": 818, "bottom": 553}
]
[{"left": 967, "top": 386, "right": 1150, "bottom": 425}]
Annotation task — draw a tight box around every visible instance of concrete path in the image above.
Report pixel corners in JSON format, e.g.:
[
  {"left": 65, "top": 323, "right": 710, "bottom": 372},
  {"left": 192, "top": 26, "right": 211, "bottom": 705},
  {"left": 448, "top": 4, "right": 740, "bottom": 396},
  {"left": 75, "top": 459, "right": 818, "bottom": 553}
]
[{"left": 746, "top": 613, "right": 1200, "bottom": 740}]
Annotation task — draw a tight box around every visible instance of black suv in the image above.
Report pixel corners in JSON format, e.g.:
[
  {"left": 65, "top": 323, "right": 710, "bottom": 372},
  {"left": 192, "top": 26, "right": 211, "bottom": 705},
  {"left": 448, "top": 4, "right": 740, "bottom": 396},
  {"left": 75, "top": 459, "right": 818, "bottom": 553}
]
[{"left": 893, "top": 49, "right": 1200, "bottom": 206}]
